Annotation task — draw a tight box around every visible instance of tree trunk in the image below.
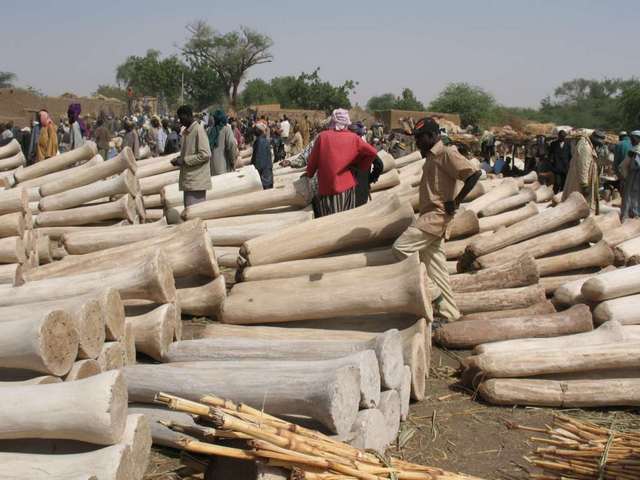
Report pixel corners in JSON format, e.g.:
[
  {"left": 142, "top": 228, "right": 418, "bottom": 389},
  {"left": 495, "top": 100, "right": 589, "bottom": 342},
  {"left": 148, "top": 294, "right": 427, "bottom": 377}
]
[
  {"left": 222, "top": 255, "right": 430, "bottom": 325},
  {"left": 39, "top": 148, "right": 136, "bottom": 197},
  {"left": 10, "top": 251, "right": 175, "bottom": 305},
  {"left": 474, "top": 319, "right": 631, "bottom": 356},
  {"left": 454, "top": 285, "right": 546, "bottom": 315},
  {"left": 450, "top": 254, "right": 538, "bottom": 292},
  {"left": 479, "top": 378, "right": 640, "bottom": 407},
  {"left": 0, "top": 370, "right": 126, "bottom": 444},
  {"left": 126, "top": 304, "right": 176, "bottom": 361},
  {"left": 14, "top": 142, "right": 98, "bottom": 184},
  {"left": 39, "top": 171, "right": 138, "bottom": 212},
  {"left": 461, "top": 301, "right": 556, "bottom": 321},
  {"left": 35, "top": 195, "right": 136, "bottom": 227},
  {"left": 435, "top": 304, "right": 592, "bottom": 349},
  {"left": 603, "top": 217, "right": 640, "bottom": 247},
  {"left": 183, "top": 177, "right": 313, "bottom": 221},
  {"left": 535, "top": 240, "right": 614, "bottom": 277},
  {"left": 463, "top": 192, "right": 590, "bottom": 265},
  {"left": 240, "top": 195, "right": 414, "bottom": 266},
  {"left": 124, "top": 360, "right": 361, "bottom": 435},
  {"left": 177, "top": 276, "right": 226, "bottom": 318},
  {"left": 26, "top": 219, "right": 219, "bottom": 279},
  {"left": 240, "top": 248, "right": 397, "bottom": 282}
]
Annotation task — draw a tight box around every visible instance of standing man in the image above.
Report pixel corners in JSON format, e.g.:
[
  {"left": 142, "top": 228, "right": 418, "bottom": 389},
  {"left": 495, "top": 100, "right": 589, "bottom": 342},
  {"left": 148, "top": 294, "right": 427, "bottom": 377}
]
[
  {"left": 279, "top": 115, "right": 291, "bottom": 144},
  {"left": 614, "top": 131, "right": 632, "bottom": 178},
  {"left": 93, "top": 117, "right": 111, "bottom": 160},
  {"left": 251, "top": 123, "right": 273, "bottom": 189},
  {"left": 172, "top": 105, "right": 212, "bottom": 208},
  {"left": 35, "top": 110, "right": 58, "bottom": 161},
  {"left": 121, "top": 119, "right": 140, "bottom": 159},
  {"left": 621, "top": 131, "right": 640, "bottom": 219},
  {"left": 562, "top": 130, "right": 603, "bottom": 213},
  {"left": 393, "top": 118, "right": 481, "bottom": 322},
  {"left": 300, "top": 114, "right": 310, "bottom": 146},
  {"left": 549, "top": 130, "right": 572, "bottom": 193},
  {"left": 208, "top": 110, "right": 238, "bottom": 175}
]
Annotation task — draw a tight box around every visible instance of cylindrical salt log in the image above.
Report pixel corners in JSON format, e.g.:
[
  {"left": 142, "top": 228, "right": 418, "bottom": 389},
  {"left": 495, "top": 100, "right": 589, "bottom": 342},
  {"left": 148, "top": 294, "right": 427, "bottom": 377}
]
[
  {"left": 454, "top": 285, "right": 546, "bottom": 315},
  {"left": 0, "top": 370, "right": 126, "bottom": 444},
  {"left": 0, "top": 235, "right": 26, "bottom": 263},
  {"left": 447, "top": 209, "right": 480, "bottom": 240},
  {"left": 377, "top": 150, "right": 397, "bottom": 172},
  {"left": 222, "top": 255, "right": 430, "bottom": 324},
  {"left": 0, "top": 311, "right": 78, "bottom": 375},
  {"left": 474, "top": 319, "right": 628, "bottom": 356},
  {"left": 143, "top": 194, "right": 162, "bottom": 208},
  {"left": 478, "top": 202, "right": 539, "bottom": 232},
  {"left": 479, "top": 378, "right": 640, "bottom": 407},
  {"left": 39, "top": 171, "right": 137, "bottom": 212},
  {"left": 183, "top": 177, "right": 312, "bottom": 221},
  {"left": 467, "top": 341, "right": 640, "bottom": 379},
  {"left": 461, "top": 301, "right": 556, "bottom": 321},
  {"left": 62, "top": 221, "right": 172, "bottom": 255},
  {"left": 126, "top": 304, "right": 176, "bottom": 361},
  {"left": 370, "top": 169, "right": 401, "bottom": 192},
  {"left": 0, "top": 263, "right": 23, "bottom": 285},
  {"left": 240, "top": 194, "right": 413, "bottom": 266},
  {"left": 0, "top": 211, "right": 25, "bottom": 237},
  {"left": 0, "top": 150, "right": 25, "bottom": 171},
  {"left": 343, "top": 409, "right": 388, "bottom": 453},
  {"left": 434, "top": 304, "right": 593, "bottom": 349},
  {"left": 593, "top": 294, "right": 640, "bottom": 325},
  {"left": 450, "top": 254, "right": 538, "bottom": 293},
  {"left": 378, "top": 390, "right": 401, "bottom": 447},
  {"left": 136, "top": 152, "right": 179, "bottom": 167},
  {"left": 97, "top": 342, "right": 126, "bottom": 371},
  {"left": 16, "top": 155, "right": 104, "bottom": 191},
  {"left": 614, "top": 235, "right": 640, "bottom": 265},
  {"left": 240, "top": 248, "right": 397, "bottom": 282},
  {"left": 124, "top": 360, "right": 361, "bottom": 435},
  {"left": 395, "top": 150, "right": 422, "bottom": 168},
  {"left": 6, "top": 251, "right": 175, "bottom": 305},
  {"left": 553, "top": 266, "right": 617, "bottom": 306},
  {"left": 535, "top": 240, "right": 614, "bottom": 277},
  {"left": 464, "top": 192, "right": 590, "bottom": 263},
  {"left": 35, "top": 235, "right": 52, "bottom": 264},
  {"left": 14, "top": 142, "right": 97, "bottom": 184},
  {"left": 39, "top": 148, "right": 136, "bottom": 197},
  {"left": 64, "top": 359, "right": 102, "bottom": 382},
  {"left": 177, "top": 276, "right": 226, "bottom": 318},
  {"left": 26, "top": 219, "right": 218, "bottom": 280},
  {"left": 139, "top": 170, "right": 179, "bottom": 195},
  {"left": 0, "top": 139, "right": 21, "bottom": 160},
  {"left": 135, "top": 157, "right": 177, "bottom": 179},
  {"left": 534, "top": 185, "right": 554, "bottom": 202},
  {"left": 0, "top": 187, "right": 28, "bottom": 215},
  {"left": 479, "top": 188, "right": 536, "bottom": 217},
  {"left": 582, "top": 264, "right": 640, "bottom": 302},
  {"left": 400, "top": 365, "right": 411, "bottom": 420},
  {"left": 444, "top": 231, "right": 492, "bottom": 259},
  {"left": 35, "top": 195, "right": 136, "bottom": 227},
  {"left": 216, "top": 246, "right": 239, "bottom": 268},
  {"left": 539, "top": 272, "right": 594, "bottom": 295},
  {"left": 0, "top": 376, "right": 61, "bottom": 386},
  {"left": 603, "top": 217, "right": 640, "bottom": 247},
  {"left": 464, "top": 179, "right": 519, "bottom": 215}
]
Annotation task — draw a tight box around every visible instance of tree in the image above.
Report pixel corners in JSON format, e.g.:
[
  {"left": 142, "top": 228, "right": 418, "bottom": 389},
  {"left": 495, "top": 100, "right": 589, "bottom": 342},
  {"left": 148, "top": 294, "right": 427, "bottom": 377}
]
[
  {"left": 115, "top": 49, "right": 187, "bottom": 109},
  {"left": 93, "top": 85, "right": 128, "bottom": 102},
  {"left": 366, "top": 93, "right": 397, "bottom": 111},
  {"left": 182, "top": 22, "right": 273, "bottom": 109},
  {"left": 619, "top": 82, "right": 640, "bottom": 128},
  {"left": 183, "top": 61, "right": 226, "bottom": 110},
  {"left": 429, "top": 83, "right": 496, "bottom": 127},
  {"left": 239, "top": 69, "right": 356, "bottom": 112},
  {"left": 0, "top": 71, "right": 16, "bottom": 89}
]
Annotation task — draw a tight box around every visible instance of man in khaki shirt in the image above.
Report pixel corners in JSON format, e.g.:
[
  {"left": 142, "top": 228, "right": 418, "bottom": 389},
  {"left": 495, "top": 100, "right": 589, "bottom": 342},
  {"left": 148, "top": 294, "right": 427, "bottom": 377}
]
[{"left": 393, "top": 118, "right": 480, "bottom": 322}]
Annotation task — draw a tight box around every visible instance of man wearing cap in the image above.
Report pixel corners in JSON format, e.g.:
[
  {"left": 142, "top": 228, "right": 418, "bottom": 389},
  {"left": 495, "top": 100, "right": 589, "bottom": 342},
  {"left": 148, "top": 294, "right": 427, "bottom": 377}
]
[
  {"left": 562, "top": 130, "right": 603, "bottom": 213},
  {"left": 549, "top": 130, "right": 572, "bottom": 194},
  {"left": 251, "top": 122, "right": 273, "bottom": 189},
  {"left": 393, "top": 117, "right": 481, "bottom": 322}
]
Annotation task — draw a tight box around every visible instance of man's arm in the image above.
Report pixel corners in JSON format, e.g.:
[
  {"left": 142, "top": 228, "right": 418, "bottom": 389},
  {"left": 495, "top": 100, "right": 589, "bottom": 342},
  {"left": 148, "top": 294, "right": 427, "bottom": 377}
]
[{"left": 445, "top": 171, "right": 481, "bottom": 215}]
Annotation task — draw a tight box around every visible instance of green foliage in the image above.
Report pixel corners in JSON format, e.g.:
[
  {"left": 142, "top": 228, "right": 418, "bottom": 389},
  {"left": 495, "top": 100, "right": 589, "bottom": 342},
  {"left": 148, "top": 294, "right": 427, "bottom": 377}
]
[
  {"left": 239, "top": 69, "right": 357, "bottom": 112},
  {"left": 93, "top": 84, "right": 128, "bottom": 102},
  {"left": 115, "top": 49, "right": 187, "bottom": 109},
  {"left": 619, "top": 83, "right": 640, "bottom": 127},
  {"left": 428, "top": 83, "right": 497, "bottom": 127},
  {"left": 366, "top": 88, "right": 425, "bottom": 112},
  {"left": 183, "top": 60, "right": 226, "bottom": 110},
  {"left": 0, "top": 71, "right": 16, "bottom": 89},
  {"left": 182, "top": 22, "right": 273, "bottom": 108}
]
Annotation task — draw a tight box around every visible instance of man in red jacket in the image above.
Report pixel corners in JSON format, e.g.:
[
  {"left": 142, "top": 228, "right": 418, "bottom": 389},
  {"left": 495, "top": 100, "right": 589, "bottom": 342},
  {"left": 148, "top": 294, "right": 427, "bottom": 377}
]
[
  {"left": 394, "top": 117, "right": 481, "bottom": 322},
  {"left": 306, "top": 109, "right": 378, "bottom": 216}
]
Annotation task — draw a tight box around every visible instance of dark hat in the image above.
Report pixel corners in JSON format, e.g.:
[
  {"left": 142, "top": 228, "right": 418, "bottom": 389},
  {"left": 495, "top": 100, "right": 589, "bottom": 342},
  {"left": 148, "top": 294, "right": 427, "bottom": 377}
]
[
  {"left": 592, "top": 129, "right": 606, "bottom": 140},
  {"left": 413, "top": 117, "right": 440, "bottom": 136}
]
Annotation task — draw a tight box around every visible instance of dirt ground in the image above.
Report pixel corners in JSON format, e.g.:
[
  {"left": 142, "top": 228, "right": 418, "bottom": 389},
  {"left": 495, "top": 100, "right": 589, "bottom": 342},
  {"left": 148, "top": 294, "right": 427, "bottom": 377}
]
[{"left": 142, "top": 335, "right": 560, "bottom": 480}]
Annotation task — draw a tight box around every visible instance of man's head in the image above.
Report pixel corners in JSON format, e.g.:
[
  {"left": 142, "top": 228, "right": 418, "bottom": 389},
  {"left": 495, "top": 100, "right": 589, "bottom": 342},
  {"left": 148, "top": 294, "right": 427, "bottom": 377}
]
[
  {"left": 620, "top": 131, "right": 628, "bottom": 141},
  {"left": 413, "top": 117, "right": 441, "bottom": 155},
  {"left": 630, "top": 131, "right": 640, "bottom": 146},
  {"left": 558, "top": 130, "right": 567, "bottom": 141},
  {"left": 176, "top": 105, "right": 193, "bottom": 128},
  {"left": 124, "top": 120, "right": 133, "bottom": 132},
  {"left": 254, "top": 122, "right": 267, "bottom": 137},
  {"left": 590, "top": 129, "right": 606, "bottom": 147}
]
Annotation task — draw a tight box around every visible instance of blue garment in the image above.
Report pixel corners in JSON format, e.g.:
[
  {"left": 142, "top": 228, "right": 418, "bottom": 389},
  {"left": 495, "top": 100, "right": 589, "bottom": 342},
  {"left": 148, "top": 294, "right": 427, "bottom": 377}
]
[
  {"left": 251, "top": 135, "right": 273, "bottom": 189},
  {"left": 622, "top": 153, "right": 640, "bottom": 219},
  {"left": 614, "top": 137, "right": 632, "bottom": 175}
]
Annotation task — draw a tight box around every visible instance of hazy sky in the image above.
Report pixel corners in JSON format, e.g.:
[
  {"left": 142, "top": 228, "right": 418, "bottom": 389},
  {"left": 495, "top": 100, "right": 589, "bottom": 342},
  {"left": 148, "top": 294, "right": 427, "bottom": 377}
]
[{"left": 2, "top": 0, "right": 638, "bottom": 108}]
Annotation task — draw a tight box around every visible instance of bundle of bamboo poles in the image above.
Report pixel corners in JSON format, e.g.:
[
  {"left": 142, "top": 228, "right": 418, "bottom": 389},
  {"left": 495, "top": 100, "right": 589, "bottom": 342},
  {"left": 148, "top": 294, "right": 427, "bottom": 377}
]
[
  {"left": 517, "top": 414, "right": 640, "bottom": 480},
  {"left": 155, "top": 391, "right": 483, "bottom": 480}
]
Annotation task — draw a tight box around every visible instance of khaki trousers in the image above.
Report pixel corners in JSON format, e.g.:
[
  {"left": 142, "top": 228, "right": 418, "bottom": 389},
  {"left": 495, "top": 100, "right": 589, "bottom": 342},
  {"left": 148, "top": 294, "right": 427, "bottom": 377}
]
[{"left": 392, "top": 226, "right": 461, "bottom": 321}]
